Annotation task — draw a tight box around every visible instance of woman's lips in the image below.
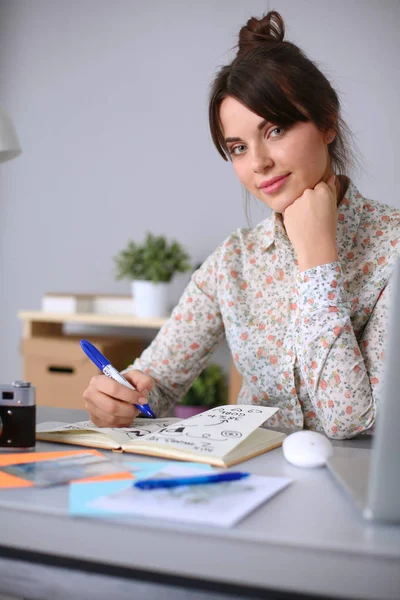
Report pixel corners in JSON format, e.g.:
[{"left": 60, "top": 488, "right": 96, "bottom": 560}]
[{"left": 260, "top": 173, "right": 290, "bottom": 194}]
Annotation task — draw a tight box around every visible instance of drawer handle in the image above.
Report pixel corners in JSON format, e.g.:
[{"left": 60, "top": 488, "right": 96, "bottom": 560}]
[{"left": 47, "top": 366, "right": 74, "bottom": 374}]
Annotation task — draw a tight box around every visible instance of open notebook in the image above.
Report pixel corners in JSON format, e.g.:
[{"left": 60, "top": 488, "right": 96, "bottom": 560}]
[{"left": 37, "top": 405, "right": 286, "bottom": 467}]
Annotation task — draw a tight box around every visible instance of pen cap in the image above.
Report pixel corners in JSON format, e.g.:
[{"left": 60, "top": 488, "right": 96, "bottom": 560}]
[{"left": 80, "top": 339, "right": 109, "bottom": 371}]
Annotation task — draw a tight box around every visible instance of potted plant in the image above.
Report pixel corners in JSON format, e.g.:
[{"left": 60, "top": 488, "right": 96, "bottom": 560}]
[
  {"left": 114, "top": 233, "right": 191, "bottom": 318},
  {"left": 174, "top": 363, "right": 228, "bottom": 419}
]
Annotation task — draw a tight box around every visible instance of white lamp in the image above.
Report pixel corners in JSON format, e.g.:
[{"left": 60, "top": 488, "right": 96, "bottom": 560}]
[{"left": 0, "top": 105, "right": 22, "bottom": 163}]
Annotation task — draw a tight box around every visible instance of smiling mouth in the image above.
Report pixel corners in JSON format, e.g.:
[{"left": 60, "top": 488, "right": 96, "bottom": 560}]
[{"left": 259, "top": 174, "right": 291, "bottom": 195}]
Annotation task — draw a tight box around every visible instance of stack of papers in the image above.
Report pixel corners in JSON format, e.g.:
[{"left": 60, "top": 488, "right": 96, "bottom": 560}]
[{"left": 69, "top": 462, "right": 292, "bottom": 527}]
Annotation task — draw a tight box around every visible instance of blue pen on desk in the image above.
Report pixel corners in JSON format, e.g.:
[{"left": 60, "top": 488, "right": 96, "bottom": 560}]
[
  {"left": 134, "top": 471, "right": 250, "bottom": 490},
  {"left": 80, "top": 339, "right": 156, "bottom": 419}
]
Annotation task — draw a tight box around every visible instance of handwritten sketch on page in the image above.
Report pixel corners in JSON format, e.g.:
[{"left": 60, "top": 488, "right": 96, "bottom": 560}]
[
  {"left": 139, "top": 406, "right": 277, "bottom": 458},
  {"left": 37, "top": 418, "right": 178, "bottom": 447},
  {"left": 36, "top": 406, "right": 281, "bottom": 464}
]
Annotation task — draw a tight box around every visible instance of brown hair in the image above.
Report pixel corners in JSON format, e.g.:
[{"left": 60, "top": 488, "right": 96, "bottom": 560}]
[{"left": 209, "top": 11, "right": 359, "bottom": 179}]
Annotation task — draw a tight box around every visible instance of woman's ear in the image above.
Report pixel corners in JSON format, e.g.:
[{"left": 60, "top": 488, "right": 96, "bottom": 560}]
[{"left": 325, "top": 130, "right": 336, "bottom": 144}]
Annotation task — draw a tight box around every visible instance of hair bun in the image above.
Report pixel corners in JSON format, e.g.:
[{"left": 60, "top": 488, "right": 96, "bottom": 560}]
[{"left": 237, "top": 11, "right": 285, "bottom": 56}]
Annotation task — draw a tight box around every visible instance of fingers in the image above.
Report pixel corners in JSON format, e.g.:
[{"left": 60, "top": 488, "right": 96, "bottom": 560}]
[
  {"left": 314, "top": 174, "right": 336, "bottom": 197},
  {"left": 83, "top": 385, "right": 136, "bottom": 418},
  {"left": 124, "top": 369, "right": 155, "bottom": 395},
  {"left": 85, "top": 374, "right": 145, "bottom": 405},
  {"left": 82, "top": 371, "right": 155, "bottom": 428},
  {"left": 282, "top": 199, "right": 295, "bottom": 217},
  {"left": 85, "top": 396, "right": 140, "bottom": 428}
]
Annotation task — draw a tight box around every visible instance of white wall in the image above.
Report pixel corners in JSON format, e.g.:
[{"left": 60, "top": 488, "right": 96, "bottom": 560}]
[{"left": 0, "top": 0, "right": 399, "bottom": 383}]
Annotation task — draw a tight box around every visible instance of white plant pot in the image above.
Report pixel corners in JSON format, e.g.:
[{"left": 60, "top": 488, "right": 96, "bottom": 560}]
[{"left": 131, "top": 280, "right": 170, "bottom": 319}]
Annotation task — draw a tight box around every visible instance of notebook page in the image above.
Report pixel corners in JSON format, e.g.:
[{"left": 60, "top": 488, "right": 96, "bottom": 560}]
[
  {"left": 125, "top": 405, "right": 279, "bottom": 459},
  {"left": 36, "top": 419, "right": 179, "bottom": 447},
  {"left": 226, "top": 428, "right": 286, "bottom": 463}
]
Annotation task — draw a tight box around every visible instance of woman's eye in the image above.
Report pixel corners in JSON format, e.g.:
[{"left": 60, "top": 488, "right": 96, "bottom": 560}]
[
  {"left": 269, "top": 127, "right": 285, "bottom": 138},
  {"left": 230, "top": 144, "right": 246, "bottom": 156}
]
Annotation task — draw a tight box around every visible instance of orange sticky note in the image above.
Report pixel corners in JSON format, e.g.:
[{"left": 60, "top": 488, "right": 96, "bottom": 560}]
[{"left": 0, "top": 450, "right": 133, "bottom": 488}]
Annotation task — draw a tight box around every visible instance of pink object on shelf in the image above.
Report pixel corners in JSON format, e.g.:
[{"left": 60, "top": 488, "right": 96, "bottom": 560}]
[{"left": 174, "top": 405, "right": 208, "bottom": 419}]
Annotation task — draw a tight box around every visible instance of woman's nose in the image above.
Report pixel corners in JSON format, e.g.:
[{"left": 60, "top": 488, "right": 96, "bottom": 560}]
[{"left": 252, "top": 147, "right": 273, "bottom": 174}]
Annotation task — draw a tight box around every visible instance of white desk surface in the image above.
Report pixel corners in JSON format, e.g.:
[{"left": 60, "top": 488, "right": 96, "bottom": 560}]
[{"left": 0, "top": 407, "right": 399, "bottom": 600}]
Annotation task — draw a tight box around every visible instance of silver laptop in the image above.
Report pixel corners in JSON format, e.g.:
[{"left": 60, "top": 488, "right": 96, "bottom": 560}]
[{"left": 326, "top": 258, "right": 400, "bottom": 523}]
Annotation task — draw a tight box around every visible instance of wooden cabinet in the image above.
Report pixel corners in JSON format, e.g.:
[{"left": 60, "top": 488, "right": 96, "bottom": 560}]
[
  {"left": 18, "top": 311, "right": 240, "bottom": 405},
  {"left": 18, "top": 311, "right": 167, "bottom": 408}
]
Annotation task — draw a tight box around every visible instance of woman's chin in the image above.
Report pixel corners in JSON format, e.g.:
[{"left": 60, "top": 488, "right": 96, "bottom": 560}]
[
  {"left": 271, "top": 195, "right": 298, "bottom": 214},
  {"left": 255, "top": 187, "right": 300, "bottom": 213}
]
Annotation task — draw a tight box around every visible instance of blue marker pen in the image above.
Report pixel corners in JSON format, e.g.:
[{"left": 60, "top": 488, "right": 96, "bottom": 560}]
[
  {"left": 80, "top": 339, "right": 156, "bottom": 419},
  {"left": 134, "top": 471, "right": 250, "bottom": 490}
]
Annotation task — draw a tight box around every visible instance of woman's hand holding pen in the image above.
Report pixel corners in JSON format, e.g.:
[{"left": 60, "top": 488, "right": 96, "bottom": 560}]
[
  {"left": 283, "top": 174, "right": 339, "bottom": 272},
  {"left": 83, "top": 370, "right": 155, "bottom": 427}
]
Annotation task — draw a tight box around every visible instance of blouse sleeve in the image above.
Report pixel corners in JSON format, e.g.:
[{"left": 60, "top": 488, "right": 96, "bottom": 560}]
[
  {"left": 294, "top": 261, "right": 393, "bottom": 439},
  {"left": 122, "top": 246, "right": 225, "bottom": 416}
]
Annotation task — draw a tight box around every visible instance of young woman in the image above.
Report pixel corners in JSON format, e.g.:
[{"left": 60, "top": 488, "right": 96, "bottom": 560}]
[{"left": 83, "top": 11, "right": 399, "bottom": 439}]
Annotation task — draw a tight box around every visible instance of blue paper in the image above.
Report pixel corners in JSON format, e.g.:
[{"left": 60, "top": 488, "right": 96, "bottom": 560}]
[{"left": 69, "top": 479, "right": 133, "bottom": 516}]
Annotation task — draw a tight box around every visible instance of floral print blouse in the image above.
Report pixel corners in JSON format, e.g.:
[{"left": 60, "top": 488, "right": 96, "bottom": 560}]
[{"left": 127, "top": 181, "right": 400, "bottom": 439}]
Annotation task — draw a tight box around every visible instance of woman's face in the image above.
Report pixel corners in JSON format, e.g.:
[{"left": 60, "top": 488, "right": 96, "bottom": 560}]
[{"left": 219, "top": 96, "right": 335, "bottom": 213}]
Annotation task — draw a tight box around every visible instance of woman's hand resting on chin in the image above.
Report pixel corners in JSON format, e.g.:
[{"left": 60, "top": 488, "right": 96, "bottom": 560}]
[{"left": 283, "top": 174, "right": 339, "bottom": 272}]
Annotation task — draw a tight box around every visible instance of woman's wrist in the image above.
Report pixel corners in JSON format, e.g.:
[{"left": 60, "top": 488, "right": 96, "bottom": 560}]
[{"left": 297, "top": 248, "right": 339, "bottom": 272}]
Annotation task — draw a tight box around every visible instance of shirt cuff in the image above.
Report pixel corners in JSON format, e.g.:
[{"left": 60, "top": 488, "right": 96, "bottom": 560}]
[{"left": 296, "top": 261, "right": 349, "bottom": 313}]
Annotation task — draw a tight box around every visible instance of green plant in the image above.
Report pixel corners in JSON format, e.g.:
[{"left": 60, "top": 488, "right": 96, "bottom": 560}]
[
  {"left": 180, "top": 364, "right": 228, "bottom": 407},
  {"left": 114, "top": 233, "right": 191, "bottom": 283}
]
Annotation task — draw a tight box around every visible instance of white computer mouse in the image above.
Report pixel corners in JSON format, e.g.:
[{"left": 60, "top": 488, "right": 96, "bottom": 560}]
[{"left": 282, "top": 430, "right": 333, "bottom": 468}]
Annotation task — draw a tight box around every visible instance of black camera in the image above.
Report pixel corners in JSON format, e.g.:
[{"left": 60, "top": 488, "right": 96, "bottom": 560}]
[{"left": 0, "top": 381, "right": 36, "bottom": 451}]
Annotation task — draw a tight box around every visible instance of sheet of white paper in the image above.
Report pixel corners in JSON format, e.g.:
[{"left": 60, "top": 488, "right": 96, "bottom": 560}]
[
  {"left": 36, "top": 418, "right": 179, "bottom": 446},
  {"left": 68, "top": 462, "right": 212, "bottom": 517},
  {"left": 137, "top": 405, "right": 279, "bottom": 458},
  {"left": 91, "top": 464, "right": 292, "bottom": 527}
]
